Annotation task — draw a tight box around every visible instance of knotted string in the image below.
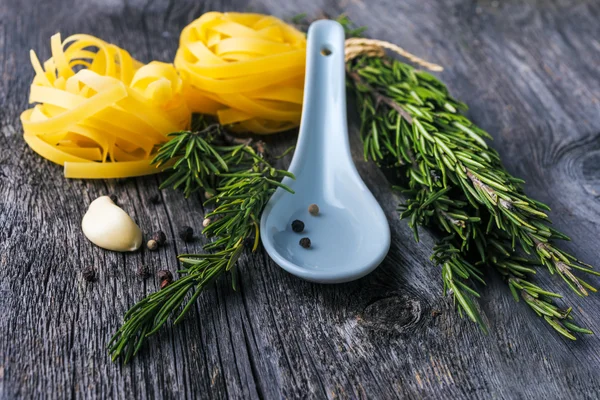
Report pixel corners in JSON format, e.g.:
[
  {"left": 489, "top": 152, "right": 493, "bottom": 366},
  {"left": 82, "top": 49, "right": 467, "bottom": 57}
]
[{"left": 344, "top": 37, "right": 443, "bottom": 72}]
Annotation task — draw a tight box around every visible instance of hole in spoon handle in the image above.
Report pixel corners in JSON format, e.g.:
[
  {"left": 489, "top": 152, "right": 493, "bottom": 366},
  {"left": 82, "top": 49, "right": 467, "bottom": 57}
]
[{"left": 320, "top": 47, "right": 332, "bottom": 56}]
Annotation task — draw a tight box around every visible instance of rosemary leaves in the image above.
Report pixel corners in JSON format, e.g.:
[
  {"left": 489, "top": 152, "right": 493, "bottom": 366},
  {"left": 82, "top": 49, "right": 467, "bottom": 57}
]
[
  {"left": 109, "top": 120, "right": 294, "bottom": 362},
  {"left": 347, "top": 54, "right": 597, "bottom": 338}
]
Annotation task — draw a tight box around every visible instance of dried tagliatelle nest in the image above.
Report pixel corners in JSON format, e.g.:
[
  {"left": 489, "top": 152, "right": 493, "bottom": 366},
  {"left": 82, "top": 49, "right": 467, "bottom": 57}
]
[
  {"left": 175, "top": 12, "right": 307, "bottom": 134},
  {"left": 21, "top": 34, "right": 190, "bottom": 178}
]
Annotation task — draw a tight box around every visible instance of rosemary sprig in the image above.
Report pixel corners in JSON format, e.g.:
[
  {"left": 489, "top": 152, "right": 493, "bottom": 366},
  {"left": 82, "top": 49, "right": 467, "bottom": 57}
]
[
  {"left": 348, "top": 55, "right": 596, "bottom": 338},
  {"left": 109, "top": 121, "right": 294, "bottom": 362},
  {"left": 151, "top": 117, "right": 262, "bottom": 198},
  {"left": 152, "top": 122, "right": 223, "bottom": 198}
]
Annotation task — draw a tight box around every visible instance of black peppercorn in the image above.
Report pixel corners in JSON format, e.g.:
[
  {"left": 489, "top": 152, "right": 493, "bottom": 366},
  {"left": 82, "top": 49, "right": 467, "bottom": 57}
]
[
  {"left": 299, "top": 237, "right": 311, "bottom": 249},
  {"left": 291, "top": 219, "right": 305, "bottom": 233},
  {"left": 151, "top": 230, "right": 167, "bottom": 245},
  {"left": 179, "top": 226, "right": 194, "bottom": 242},
  {"left": 148, "top": 193, "right": 161, "bottom": 204},
  {"left": 158, "top": 269, "right": 173, "bottom": 281},
  {"left": 158, "top": 269, "right": 173, "bottom": 289},
  {"left": 244, "top": 236, "right": 255, "bottom": 249},
  {"left": 137, "top": 265, "right": 150, "bottom": 279},
  {"left": 82, "top": 266, "right": 97, "bottom": 282},
  {"left": 147, "top": 239, "right": 158, "bottom": 251}
]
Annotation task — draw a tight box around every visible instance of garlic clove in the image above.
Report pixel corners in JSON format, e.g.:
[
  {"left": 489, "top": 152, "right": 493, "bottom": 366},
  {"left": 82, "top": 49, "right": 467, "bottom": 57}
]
[{"left": 82, "top": 196, "right": 142, "bottom": 252}]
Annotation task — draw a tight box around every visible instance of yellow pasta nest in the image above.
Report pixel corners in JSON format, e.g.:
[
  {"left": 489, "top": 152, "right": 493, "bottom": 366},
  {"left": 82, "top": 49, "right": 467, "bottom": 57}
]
[
  {"left": 175, "top": 12, "right": 307, "bottom": 134},
  {"left": 21, "top": 34, "right": 190, "bottom": 179}
]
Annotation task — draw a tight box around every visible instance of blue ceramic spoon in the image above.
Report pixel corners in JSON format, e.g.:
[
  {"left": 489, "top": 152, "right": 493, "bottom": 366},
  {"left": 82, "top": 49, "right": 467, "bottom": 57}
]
[{"left": 260, "top": 20, "right": 390, "bottom": 283}]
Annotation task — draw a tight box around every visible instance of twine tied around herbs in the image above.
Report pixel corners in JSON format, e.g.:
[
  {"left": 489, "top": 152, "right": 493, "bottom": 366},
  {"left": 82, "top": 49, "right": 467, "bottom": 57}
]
[{"left": 344, "top": 37, "right": 444, "bottom": 72}]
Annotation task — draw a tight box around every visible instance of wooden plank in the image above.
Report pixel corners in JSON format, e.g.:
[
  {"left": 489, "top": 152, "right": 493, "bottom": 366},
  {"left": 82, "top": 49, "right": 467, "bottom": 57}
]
[{"left": 1, "top": 0, "right": 600, "bottom": 398}]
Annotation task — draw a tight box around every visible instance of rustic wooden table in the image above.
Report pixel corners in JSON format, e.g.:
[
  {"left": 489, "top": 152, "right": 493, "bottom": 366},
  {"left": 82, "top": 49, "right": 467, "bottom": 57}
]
[{"left": 2, "top": 0, "right": 600, "bottom": 398}]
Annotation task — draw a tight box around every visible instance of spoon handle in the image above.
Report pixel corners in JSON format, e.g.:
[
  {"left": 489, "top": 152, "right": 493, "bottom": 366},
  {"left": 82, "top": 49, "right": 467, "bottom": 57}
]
[{"left": 292, "top": 20, "right": 352, "bottom": 173}]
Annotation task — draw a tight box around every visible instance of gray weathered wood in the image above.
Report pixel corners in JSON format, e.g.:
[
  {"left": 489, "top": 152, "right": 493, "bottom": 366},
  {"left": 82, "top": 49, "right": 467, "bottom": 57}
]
[{"left": 2, "top": 0, "right": 600, "bottom": 398}]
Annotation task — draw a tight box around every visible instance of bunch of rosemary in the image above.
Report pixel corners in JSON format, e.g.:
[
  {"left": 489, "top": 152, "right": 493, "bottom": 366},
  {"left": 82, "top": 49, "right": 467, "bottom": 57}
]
[
  {"left": 347, "top": 54, "right": 597, "bottom": 338},
  {"left": 109, "top": 118, "right": 293, "bottom": 362}
]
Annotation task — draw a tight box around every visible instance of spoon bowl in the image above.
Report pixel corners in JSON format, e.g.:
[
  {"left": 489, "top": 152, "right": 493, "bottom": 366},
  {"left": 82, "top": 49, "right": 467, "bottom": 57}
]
[{"left": 260, "top": 20, "right": 390, "bottom": 283}]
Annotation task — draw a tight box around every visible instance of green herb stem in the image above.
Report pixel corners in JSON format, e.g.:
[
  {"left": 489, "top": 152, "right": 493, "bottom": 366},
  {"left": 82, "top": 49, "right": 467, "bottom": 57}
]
[
  {"left": 109, "top": 119, "right": 294, "bottom": 362},
  {"left": 348, "top": 55, "right": 595, "bottom": 338}
]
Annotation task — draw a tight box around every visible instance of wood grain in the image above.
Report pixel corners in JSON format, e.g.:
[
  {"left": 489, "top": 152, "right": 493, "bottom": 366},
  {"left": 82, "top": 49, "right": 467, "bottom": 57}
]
[{"left": 1, "top": 0, "right": 600, "bottom": 398}]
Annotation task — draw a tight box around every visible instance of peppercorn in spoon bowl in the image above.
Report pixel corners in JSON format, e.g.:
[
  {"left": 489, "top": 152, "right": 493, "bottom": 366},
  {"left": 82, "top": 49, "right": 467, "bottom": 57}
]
[{"left": 260, "top": 20, "right": 391, "bottom": 284}]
